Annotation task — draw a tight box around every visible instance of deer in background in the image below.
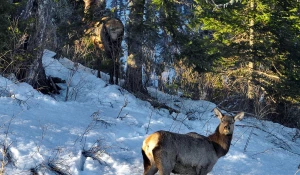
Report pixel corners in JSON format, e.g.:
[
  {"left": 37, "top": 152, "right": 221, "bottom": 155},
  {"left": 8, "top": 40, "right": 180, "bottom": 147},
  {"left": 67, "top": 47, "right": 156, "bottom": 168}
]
[
  {"left": 141, "top": 108, "right": 244, "bottom": 175},
  {"left": 83, "top": 0, "right": 124, "bottom": 85}
]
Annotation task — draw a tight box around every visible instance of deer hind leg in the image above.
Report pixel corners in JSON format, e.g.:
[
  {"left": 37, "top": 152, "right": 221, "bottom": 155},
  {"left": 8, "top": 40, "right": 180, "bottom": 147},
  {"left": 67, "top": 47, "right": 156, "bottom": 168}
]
[
  {"left": 97, "top": 69, "right": 101, "bottom": 78},
  {"left": 114, "top": 61, "right": 119, "bottom": 85},
  {"left": 152, "top": 147, "right": 174, "bottom": 175},
  {"left": 142, "top": 149, "right": 158, "bottom": 175},
  {"left": 144, "top": 165, "right": 158, "bottom": 175},
  {"left": 96, "top": 59, "right": 101, "bottom": 78},
  {"left": 109, "top": 67, "right": 114, "bottom": 84}
]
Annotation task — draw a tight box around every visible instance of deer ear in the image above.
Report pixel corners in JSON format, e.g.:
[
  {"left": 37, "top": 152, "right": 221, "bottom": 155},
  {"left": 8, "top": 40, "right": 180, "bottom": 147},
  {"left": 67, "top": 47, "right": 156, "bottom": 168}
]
[
  {"left": 234, "top": 112, "right": 244, "bottom": 121},
  {"left": 214, "top": 108, "right": 223, "bottom": 120}
]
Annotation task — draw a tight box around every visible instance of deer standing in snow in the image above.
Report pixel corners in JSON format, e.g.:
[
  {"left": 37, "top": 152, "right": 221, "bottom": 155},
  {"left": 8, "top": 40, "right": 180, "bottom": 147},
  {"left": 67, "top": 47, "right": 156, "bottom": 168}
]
[{"left": 141, "top": 108, "right": 244, "bottom": 175}]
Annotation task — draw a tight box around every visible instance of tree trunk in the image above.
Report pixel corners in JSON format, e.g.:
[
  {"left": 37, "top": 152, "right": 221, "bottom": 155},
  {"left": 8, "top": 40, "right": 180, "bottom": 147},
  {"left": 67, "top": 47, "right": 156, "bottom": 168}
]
[
  {"left": 124, "top": 0, "right": 147, "bottom": 93},
  {"left": 26, "top": 50, "right": 50, "bottom": 94},
  {"left": 247, "top": 0, "right": 255, "bottom": 99},
  {"left": 21, "top": 0, "right": 58, "bottom": 94}
]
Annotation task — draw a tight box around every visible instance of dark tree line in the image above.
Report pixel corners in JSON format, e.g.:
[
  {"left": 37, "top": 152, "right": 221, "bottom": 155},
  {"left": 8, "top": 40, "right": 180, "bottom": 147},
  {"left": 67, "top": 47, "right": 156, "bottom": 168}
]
[{"left": 116, "top": 0, "right": 300, "bottom": 127}]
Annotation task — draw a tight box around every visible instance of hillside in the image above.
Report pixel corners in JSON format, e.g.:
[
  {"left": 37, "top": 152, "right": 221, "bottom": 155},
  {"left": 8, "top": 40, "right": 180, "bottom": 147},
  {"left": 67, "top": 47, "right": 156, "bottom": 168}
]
[{"left": 0, "top": 50, "right": 299, "bottom": 175}]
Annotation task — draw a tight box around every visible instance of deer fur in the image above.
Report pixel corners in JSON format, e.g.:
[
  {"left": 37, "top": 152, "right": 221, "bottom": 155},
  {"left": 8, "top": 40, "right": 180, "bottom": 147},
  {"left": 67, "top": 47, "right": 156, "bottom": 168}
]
[
  {"left": 86, "top": 16, "right": 124, "bottom": 84},
  {"left": 141, "top": 108, "right": 244, "bottom": 175}
]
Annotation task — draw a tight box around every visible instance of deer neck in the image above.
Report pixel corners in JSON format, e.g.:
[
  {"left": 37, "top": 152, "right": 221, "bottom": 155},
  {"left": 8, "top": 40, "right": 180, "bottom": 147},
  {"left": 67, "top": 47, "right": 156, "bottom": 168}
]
[{"left": 208, "top": 125, "right": 232, "bottom": 158}]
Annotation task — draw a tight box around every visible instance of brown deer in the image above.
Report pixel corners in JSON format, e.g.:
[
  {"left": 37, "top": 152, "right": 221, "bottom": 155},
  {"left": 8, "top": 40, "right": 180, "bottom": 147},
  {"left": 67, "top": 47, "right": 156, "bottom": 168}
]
[
  {"left": 83, "top": 0, "right": 124, "bottom": 85},
  {"left": 86, "top": 16, "right": 124, "bottom": 85},
  {"left": 141, "top": 108, "right": 244, "bottom": 175}
]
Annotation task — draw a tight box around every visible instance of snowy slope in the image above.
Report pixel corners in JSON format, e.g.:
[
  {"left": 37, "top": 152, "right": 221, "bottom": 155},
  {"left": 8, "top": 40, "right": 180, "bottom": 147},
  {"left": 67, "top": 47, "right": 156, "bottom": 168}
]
[{"left": 0, "top": 49, "right": 299, "bottom": 175}]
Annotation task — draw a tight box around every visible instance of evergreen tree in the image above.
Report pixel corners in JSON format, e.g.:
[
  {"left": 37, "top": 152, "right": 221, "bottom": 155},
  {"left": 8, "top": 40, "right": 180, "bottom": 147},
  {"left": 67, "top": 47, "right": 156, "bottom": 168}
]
[
  {"left": 190, "top": 0, "right": 300, "bottom": 125},
  {"left": 125, "top": 0, "right": 147, "bottom": 93},
  {"left": 0, "top": 0, "right": 13, "bottom": 53},
  {"left": 148, "top": 0, "right": 299, "bottom": 125}
]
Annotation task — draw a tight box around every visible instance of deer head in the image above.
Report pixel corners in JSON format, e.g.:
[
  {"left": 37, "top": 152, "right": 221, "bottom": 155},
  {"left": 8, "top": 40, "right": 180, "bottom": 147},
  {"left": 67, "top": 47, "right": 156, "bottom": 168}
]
[{"left": 214, "top": 108, "right": 244, "bottom": 136}]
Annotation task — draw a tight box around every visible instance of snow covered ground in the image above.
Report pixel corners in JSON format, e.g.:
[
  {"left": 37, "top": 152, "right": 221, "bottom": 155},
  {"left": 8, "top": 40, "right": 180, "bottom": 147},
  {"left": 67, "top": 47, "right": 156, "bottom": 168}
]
[{"left": 0, "top": 49, "right": 299, "bottom": 175}]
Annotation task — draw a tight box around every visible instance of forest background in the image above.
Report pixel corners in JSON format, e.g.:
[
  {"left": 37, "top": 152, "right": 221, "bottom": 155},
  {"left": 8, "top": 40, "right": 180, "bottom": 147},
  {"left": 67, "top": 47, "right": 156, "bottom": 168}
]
[{"left": 0, "top": 0, "right": 299, "bottom": 128}]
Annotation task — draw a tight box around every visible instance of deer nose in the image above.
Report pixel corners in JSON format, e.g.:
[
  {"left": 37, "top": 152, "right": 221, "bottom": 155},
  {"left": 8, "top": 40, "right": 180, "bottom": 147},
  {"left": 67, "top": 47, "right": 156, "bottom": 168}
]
[{"left": 224, "top": 125, "right": 230, "bottom": 130}]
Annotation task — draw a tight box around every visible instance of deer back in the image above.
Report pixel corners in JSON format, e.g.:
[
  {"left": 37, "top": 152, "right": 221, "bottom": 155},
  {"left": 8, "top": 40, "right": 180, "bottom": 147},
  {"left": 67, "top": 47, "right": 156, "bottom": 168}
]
[{"left": 146, "top": 131, "right": 219, "bottom": 169}]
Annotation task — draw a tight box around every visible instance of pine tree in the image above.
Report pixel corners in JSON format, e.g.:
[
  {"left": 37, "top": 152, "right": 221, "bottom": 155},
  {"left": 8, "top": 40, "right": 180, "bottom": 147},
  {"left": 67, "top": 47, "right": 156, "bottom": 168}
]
[
  {"left": 191, "top": 0, "right": 300, "bottom": 125},
  {"left": 0, "top": 0, "right": 13, "bottom": 53},
  {"left": 125, "top": 0, "right": 147, "bottom": 93}
]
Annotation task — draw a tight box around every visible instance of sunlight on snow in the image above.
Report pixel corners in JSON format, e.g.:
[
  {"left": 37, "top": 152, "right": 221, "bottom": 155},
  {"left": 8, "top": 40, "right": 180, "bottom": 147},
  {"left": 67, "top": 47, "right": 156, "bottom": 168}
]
[
  {"left": 224, "top": 152, "right": 247, "bottom": 162},
  {"left": 116, "top": 136, "right": 144, "bottom": 142}
]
